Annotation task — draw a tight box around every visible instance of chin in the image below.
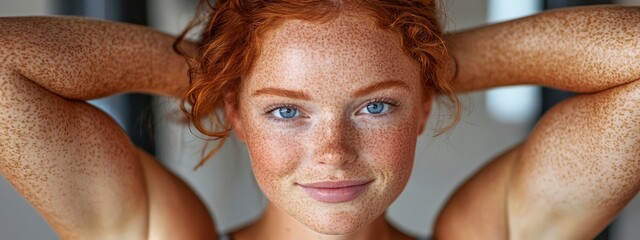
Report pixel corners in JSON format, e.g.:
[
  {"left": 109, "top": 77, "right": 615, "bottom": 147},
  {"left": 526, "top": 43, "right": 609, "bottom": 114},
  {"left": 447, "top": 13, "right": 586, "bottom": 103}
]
[{"left": 300, "top": 211, "right": 374, "bottom": 235}]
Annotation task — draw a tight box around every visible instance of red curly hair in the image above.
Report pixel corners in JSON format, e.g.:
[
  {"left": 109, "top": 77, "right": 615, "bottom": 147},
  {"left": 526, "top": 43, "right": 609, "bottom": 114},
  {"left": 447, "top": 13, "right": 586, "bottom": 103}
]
[{"left": 174, "top": 0, "right": 460, "bottom": 169}]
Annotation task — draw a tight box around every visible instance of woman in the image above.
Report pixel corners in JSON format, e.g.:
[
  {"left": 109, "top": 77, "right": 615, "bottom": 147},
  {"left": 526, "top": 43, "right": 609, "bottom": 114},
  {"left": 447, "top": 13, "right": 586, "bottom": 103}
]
[{"left": 0, "top": 0, "right": 638, "bottom": 239}]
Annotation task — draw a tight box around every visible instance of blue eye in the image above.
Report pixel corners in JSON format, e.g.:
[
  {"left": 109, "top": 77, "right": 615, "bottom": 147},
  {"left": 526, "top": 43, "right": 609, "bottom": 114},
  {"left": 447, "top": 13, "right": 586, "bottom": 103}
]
[
  {"left": 361, "top": 101, "right": 391, "bottom": 115},
  {"left": 272, "top": 106, "right": 299, "bottom": 119},
  {"left": 366, "top": 102, "right": 386, "bottom": 114}
]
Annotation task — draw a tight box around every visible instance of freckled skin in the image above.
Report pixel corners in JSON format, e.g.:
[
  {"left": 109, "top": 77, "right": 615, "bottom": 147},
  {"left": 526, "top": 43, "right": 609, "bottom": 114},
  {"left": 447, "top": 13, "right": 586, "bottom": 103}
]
[
  {"left": 1, "top": 5, "right": 639, "bottom": 240},
  {"left": 227, "top": 13, "right": 427, "bottom": 240},
  {"left": 449, "top": 6, "right": 640, "bottom": 93}
]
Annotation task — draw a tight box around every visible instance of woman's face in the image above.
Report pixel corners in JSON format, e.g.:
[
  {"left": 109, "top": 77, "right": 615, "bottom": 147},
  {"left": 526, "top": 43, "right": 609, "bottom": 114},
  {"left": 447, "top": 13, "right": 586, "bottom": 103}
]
[{"left": 228, "top": 13, "right": 431, "bottom": 234}]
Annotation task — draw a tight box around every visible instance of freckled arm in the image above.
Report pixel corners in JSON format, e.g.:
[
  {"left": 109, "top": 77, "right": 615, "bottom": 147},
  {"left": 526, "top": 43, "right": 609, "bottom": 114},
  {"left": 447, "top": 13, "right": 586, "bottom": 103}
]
[
  {"left": 439, "top": 5, "right": 640, "bottom": 239},
  {"left": 0, "top": 16, "right": 195, "bottom": 99},
  {"left": 447, "top": 5, "right": 640, "bottom": 93},
  {"left": 0, "top": 16, "right": 198, "bottom": 238}
]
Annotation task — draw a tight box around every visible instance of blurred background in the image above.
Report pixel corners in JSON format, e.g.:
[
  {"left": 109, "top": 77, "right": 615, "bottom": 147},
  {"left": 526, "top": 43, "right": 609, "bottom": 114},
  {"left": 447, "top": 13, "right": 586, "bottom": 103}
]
[{"left": 0, "top": 0, "right": 638, "bottom": 239}]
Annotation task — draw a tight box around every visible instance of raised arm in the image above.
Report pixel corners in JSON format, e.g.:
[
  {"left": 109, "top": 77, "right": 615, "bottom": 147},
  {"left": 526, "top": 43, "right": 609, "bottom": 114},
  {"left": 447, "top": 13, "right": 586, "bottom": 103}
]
[
  {"left": 1, "top": 16, "right": 192, "bottom": 99},
  {"left": 447, "top": 5, "right": 640, "bottom": 93},
  {"left": 0, "top": 16, "right": 204, "bottom": 239},
  {"left": 437, "top": 6, "right": 640, "bottom": 239}
]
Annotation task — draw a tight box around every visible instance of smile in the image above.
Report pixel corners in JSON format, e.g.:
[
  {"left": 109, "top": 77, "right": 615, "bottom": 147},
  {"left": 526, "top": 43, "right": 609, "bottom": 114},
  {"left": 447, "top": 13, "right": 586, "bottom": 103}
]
[{"left": 297, "top": 180, "right": 373, "bottom": 203}]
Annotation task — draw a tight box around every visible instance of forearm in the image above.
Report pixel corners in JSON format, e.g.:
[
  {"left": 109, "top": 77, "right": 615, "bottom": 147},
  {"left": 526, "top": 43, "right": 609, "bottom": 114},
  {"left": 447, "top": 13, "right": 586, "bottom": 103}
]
[
  {"left": 0, "top": 16, "right": 194, "bottom": 100},
  {"left": 448, "top": 5, "right": 640, "bottom": 93}
]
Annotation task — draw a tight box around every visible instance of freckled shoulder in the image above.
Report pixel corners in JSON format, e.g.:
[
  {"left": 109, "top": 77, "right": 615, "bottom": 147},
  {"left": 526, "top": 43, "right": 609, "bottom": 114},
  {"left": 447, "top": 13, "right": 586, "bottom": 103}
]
[
  {"left": 436, "top": 79, "right": 640, "bottom": 239},
  {"left": 0, "top": 72, "right": 217, "bottom": 239},
  {"left": 508, "top": 79, "right": 640, "bottom": 239},
  {"left": 137, "top": 148, "right": 218, "bottom": 240},
  {"left": 434, "top": 143, "right": 519, "bottom": 239},
  {"left": 0, "top": 73, "right": 149, "bottom": 238}
]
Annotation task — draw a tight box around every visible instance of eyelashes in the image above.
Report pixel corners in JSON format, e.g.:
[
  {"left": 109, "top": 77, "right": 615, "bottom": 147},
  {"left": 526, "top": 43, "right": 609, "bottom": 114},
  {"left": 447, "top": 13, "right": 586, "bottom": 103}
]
[
  {"left": 359, "top": 98, "right": 398, "bottom": 115},
  {"left": 262, "top": 98, "right": 400, "bottom": 124},
  {"left": 264, "top": 104, "right": 302, "bottom": 123}
]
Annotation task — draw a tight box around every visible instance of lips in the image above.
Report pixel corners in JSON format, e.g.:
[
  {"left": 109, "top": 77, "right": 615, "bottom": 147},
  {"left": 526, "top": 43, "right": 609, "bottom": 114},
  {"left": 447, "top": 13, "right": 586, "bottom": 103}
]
[{"left": 298, "top": 180, "right": 373, "bottom": 203}]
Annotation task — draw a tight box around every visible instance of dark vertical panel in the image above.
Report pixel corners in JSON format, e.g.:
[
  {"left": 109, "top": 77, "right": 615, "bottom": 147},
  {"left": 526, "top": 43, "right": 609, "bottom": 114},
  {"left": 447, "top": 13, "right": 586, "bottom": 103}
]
[
  {"left": 111, "top": 0, "right": 148, "bottom": 24},
  {"left": 545, "top": 0, "right": 612, "bottom": 9},
  {"left": 54, "top": 0, "right": 85, "bottom": 15},
  {"left": 114, "top": 0, "right": 156, "bottom": 155},
  {"left": 541, "top": 1, "right": 613, "bottom": 239}
]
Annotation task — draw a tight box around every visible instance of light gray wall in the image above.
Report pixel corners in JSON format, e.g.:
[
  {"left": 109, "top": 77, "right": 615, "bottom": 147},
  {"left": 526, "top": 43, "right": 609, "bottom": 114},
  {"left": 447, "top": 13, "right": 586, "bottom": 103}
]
[
  {"left": 0, "top": 0, "right": 49, "bottom": 16},
  {"left": 149, "top": 0, "right": 270, "bottom": 232}
]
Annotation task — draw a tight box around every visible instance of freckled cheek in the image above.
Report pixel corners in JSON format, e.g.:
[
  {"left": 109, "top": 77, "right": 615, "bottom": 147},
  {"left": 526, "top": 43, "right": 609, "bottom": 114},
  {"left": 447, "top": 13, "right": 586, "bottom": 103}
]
[
  {"left": 360, "top": 124, "right": 418, "bottom": 178},
  {"left": 243, "top": 121, "right": 304, "bottom": 182}
]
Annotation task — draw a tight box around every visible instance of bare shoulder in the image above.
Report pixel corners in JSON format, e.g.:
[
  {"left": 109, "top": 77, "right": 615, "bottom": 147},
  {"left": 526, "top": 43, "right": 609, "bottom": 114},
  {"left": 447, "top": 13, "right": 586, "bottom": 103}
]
[
  {"left": 0, "top": 73, "right": 215, "bottom": 239},
  {"left": 136, "top": 148, "right": 218, "bottom": 240},
  {"left": 434, "top": 143, "right": 521, "bottom": 239},
  {"left": 436, "top": 80, "right": 639, "bottom": 239},
  {"left": 0, "top": 74, "right": 150, "bottom": 239}
]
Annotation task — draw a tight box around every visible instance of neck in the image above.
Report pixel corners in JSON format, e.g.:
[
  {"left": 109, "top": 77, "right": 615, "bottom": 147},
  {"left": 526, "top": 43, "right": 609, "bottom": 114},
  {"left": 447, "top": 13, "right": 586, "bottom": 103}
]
[{"left": 238, "top": 202, "right": 394, "bottom": 240}]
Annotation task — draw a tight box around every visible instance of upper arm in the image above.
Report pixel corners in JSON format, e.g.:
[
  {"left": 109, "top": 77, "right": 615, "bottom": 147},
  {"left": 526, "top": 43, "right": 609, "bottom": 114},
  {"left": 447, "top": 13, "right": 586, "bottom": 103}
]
[
  {"left": 0, "top": 16, "right": 190, "bottom": 100},
  {"left": 448, "top": 6, "right": 640, "bottom": 93},
  {"left": 507, "top": 79, "right": 640, "bottom": 239},
  {"left": 0, "top": 71, "right": 149, "bottom": 238}
]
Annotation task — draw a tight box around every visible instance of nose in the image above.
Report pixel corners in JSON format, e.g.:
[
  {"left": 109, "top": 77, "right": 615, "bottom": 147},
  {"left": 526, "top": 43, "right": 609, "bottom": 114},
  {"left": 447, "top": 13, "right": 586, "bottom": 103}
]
[{"left": 311, "top": 115, "right": 358, "bottom": 167}]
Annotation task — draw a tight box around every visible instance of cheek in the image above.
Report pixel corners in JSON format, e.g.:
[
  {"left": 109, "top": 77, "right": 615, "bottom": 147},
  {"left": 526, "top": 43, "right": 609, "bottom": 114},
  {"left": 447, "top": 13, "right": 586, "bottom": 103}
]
[
  {"left": 246, "top": 131, "right": 301, "bottom": 173},
  {"left": 359, "top": 112, "right": 421, "bottom": 196},
  {"left": 363, "top": 123, "right": 418, "bottom": 178},
  {"left": 365, "top": 122, "right": 418, "bottom": 156},
  {"left": 241, "top": 117, "right": 304, "bottom": 197}
]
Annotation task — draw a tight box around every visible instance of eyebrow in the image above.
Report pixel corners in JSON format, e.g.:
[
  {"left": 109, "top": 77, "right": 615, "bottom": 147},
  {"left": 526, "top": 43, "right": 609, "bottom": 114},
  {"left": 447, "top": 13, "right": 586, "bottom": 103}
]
[
  {"left": 251, "top": 80, "right": 410, "bottom": 100},
  {"left": 252, "top": 88, "right": 313, "bottom": 100},
  {"left": 350, "top": 80, "right": 410, "bottom": 98}
]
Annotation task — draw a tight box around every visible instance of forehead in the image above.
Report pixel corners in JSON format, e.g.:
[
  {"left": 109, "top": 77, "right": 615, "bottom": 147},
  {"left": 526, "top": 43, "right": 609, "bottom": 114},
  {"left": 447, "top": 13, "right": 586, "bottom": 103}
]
[{"left": 244, "top": 13, "right": 421, "bottom": 95}]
